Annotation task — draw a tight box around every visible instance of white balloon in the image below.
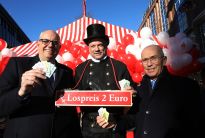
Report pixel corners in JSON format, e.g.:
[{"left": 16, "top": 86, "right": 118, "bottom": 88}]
[
  {"left": 108, "top": 37, "right": 117, "bottom": 50},
  {"left": 175, "top": 32, "right": 186, "bottom": 42},
  {"left": 1, "top": 48, "right": 12, "bottom": 57},
  {"left": 169, "top": 56, "right": 183, "bottom": 71},
  {"left": 134, "top": 38, "right": 142, "bottom": 49},
  {"left": 166, "top": 37, "right": 182, "bottom": 54},
  {"left": 162, "top": 48, "right": 171, "bottom": 65},
  {"left": 179, "top": 38, "right": 193, "bottom": 53},
  {"left": 129, "top": 31, "right": 139, "bottom": 43},
  {"left": 156, "top": 31, "right": 169, "bottom": 45},
  {"left": 55, "top": 55, "right": 64, "bottom": 63},
  {"left": 140, "top": 27, "right": 152, "bottom": 39},
  {"left": 181, "top": 53, "right": 192, "bottom": 66},
  {"left": 134, "top": 49, "right": 142, "bottom": 60},
  {"left": 170, "top": 53, "right": 192, "bottom": 71},
  {"left": 62, "top": 52, "right": 74, "bottom": 62},
  {"left": 125, "top": 44, "right": 135, "bottom": 55},
  {"left": 125, "top": 44, "right": 142, "bottom": 60},
  {"left": 141, "top": 39, "right": 156, "bottom": 50}
]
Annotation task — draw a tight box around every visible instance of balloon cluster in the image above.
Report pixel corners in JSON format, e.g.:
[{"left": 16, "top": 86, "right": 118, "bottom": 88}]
[
  {"left": 158, "top": 32, "right": 203, "bottom": 76},
  {"left": 55, "top": 27, "right": 203, "bottom": 83},
  {"left": 0, "top": 27, "right": 203, "bottom": 83}
]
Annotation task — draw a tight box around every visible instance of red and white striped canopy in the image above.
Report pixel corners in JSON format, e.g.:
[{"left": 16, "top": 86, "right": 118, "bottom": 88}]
[{"left": 11, "top": 16, "right": 136, "bottom": 57}]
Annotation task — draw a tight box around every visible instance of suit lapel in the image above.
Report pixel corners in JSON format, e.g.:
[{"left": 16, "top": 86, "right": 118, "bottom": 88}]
[{"left": 52, "top": 63, "right": 63, "bottom": 90}]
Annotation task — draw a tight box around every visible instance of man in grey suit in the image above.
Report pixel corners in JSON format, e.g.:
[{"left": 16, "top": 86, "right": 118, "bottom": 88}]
[{"left": 0, "top": 30, "right": 82, "bottom": 138}]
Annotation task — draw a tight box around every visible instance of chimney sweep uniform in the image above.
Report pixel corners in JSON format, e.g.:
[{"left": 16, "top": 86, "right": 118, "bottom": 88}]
[{"left": 74, "top": 24, "right": 135, "bottom": 138}]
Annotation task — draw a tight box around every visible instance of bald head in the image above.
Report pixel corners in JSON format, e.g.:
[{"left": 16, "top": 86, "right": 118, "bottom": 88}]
[
  {"left": 141, "top": 45, "right": 167, "bottom": 79},
  {"left": 141, "top": 45, "right": 164, "bottom": 58},
  {"left": 37, "top": 30, "right": 61, "bottom": 62},
  {"left": 39, "top": 30, "right": 60, "bottom": 41}
]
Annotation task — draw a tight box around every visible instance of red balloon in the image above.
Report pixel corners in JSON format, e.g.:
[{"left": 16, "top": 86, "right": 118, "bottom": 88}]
[
  {"left": 122, "top": 34, "right": 134, "bottom": 46},
  {"left": 107, "top": 50, "right": 118, "bottom": 59},
  {"left": 80, "top": 47, "right": 89, "bottom": 58},
  {"left": 63, "top": 61, "right": 76, "bottom": 71},
  {"left": 124, "top": 54, "right": 137, "bottom": 73},
  {"left": 132, "top": 73, "right": 142, "bottom": 83},
  {"left": 0, "top": 57, "right": 10, "bottom": 75},
  {"left": 117, "top": 45, "right": 126, "bottom": 55},
  {"left": 63, "top": 40, "right": 72, "bottom": 48},
  {"left": 73, "top": 58, "right": 83, "bottom": 67},
  {"left": 0, "top": 38, "right": 7, "bottom": 51},
  {"left": 59, "top": 46, "right": 69, "bottom": 56},
  {"left": 70, "top": 45, "right": 81, "bottom": 58},
  {"left": 116, "top": 54, "right": 126, "bottom": 64},
  {"left": 134, "top": 60, "right": 144, "bottom": 73},
  {"left": 127, "top": 66, "right": 134, "bottom": 76}
]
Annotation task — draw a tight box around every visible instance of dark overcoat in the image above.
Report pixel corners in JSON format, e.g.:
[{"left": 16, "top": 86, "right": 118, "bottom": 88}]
[
  {"left": 117, "top": 67, "right": 202, "bottom": 138},
  {"left": 0, "top": 56, "right": 82, "bottom": 138}
]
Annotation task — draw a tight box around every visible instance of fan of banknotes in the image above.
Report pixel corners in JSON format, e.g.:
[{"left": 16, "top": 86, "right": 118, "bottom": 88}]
[
  {"left": 98, "top": 107, "right": 109, "bottom": 122},
  {"left": 32, "top": 61, "right": 56, "bottom": 78},
  {"left": 119, "top": 79, "right": 130, "bottom": 90}
]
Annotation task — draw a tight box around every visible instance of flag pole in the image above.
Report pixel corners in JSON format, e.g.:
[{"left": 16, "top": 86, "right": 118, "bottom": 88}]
[{"left": 83, "top": 0, "right": 86, "bottom": 17}]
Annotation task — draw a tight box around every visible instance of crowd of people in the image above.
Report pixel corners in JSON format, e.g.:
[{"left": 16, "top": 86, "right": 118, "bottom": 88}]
[{"left": 0, "top": 24, "right": 204, "bottom": 138}]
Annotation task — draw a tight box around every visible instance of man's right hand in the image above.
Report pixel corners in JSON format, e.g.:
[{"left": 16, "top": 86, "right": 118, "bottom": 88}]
[
  {"left": 18, "top": 69, "right": 46, "bottom": 96},
  {"left": 96, "top": 116, "right": 116, "bottom": 129}
]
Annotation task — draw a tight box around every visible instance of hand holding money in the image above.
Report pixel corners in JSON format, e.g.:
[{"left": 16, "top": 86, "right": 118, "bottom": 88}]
[
  {"left": 32, "top": 61, "right": 56, "bottom": 78},
  {"left": 18, "top": 61, "right": 56, "bottom": 96},
  {"left": 119, "top": 79, "right": 131, "bottom": 90},
  {"left": 98, "top": 107, "right": 109, "bottom": 122},
  {"left": 18, "top": 69, "right": 46, "bottom": 96},
  {"left": 97, "top": 109, "right": 116, "bottom": 129}
]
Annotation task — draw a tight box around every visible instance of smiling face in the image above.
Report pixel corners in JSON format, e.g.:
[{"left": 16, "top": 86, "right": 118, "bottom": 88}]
[
  {"left": 37, "top": 30, "right": 61, "bottom": 62},
  {"left": 141, "top": 45, "right": 167, "bottom": 80},
  {"left": 88, "top": 39, "right": 107, "bottom": 60}
]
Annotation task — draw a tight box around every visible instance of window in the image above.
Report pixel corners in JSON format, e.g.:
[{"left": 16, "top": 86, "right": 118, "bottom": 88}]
[
  {"left": 174, "top": 0, "right": 188, "bottom": 32},
  {"left": 160, "top": 0, "right": 168, "bottom": 32},
  {"left": 150, "top": 11, "right": 157, "bottom": 35}
]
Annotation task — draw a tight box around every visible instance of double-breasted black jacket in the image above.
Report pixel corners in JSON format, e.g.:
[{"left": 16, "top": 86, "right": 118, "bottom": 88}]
[
  {"left": 0, "top": 56, "right": 82, "bottom": 138},
  {"left": 74, "top": 56, "right": 134, "bottom": 114},
  {"left": 117, "top": 67, "right": 203, "bottom": 138}
]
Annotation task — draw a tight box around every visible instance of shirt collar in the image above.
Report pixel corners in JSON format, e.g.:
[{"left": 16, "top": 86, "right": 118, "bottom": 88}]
[{"left": 90, "top": 56, "right": 107, "bottom": 63}]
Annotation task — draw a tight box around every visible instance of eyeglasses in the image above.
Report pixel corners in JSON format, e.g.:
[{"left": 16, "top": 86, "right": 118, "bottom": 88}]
[
  {"left": 39, "top": 39, "right": 59, "bottom": 47},
  {"left": 141, "top": 55, "right": 164, "bottom": 65}
]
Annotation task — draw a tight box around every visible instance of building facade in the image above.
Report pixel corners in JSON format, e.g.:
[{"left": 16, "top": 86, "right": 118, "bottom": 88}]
[
  {"left": 139, "top": 0, "right": 205, "bottom": 53},
  {"left": 0, "top": 4, "right": 30, "bottom": 48}
]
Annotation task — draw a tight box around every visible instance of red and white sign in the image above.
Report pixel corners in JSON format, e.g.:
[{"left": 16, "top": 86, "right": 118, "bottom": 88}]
[{"left": 55, "top": 90, "right": 132, "bottom": 106}]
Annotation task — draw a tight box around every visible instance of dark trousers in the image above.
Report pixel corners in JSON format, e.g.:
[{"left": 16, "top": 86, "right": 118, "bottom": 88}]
[{"left": 0, "top": 129, "right": 4, "bottom": 138}]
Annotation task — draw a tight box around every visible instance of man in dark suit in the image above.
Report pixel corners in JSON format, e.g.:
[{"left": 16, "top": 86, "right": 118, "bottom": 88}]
[
  {"left": 97, "top": 45, "right": 203, "bottom": 138},
  {"left": 74, "top": 24, "right": 135, "bottom": 138},
  {"left": 0, "top": 30, "right": 82, "bottom": 138}
]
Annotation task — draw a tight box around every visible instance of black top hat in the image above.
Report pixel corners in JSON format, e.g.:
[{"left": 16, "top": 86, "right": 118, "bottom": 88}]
[{"left": 84, "top": 24, "right": 109, "bottom": 46}]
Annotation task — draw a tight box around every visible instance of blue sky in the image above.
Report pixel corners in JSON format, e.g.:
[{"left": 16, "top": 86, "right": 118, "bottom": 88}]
[{"left": 1, "top": 0, "right": 149, "bottom": 41}]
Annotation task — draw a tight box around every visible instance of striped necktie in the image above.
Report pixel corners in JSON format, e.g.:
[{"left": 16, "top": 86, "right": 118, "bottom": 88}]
[{"left": 150, "top": 79, "right": 156, "bottom": 89}]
